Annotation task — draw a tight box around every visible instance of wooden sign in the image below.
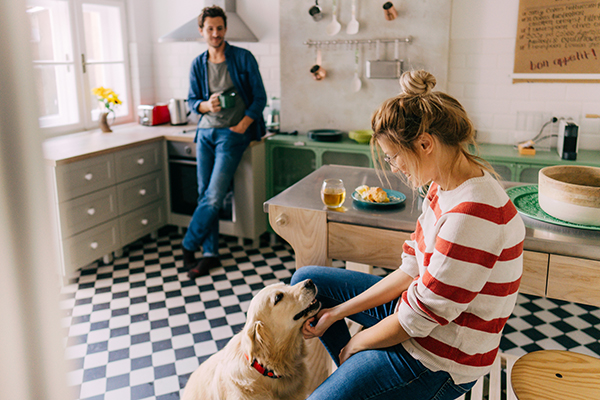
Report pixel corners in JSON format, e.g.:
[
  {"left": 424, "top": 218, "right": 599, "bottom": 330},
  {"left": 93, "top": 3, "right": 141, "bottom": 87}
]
[{"left": 514, "top": 0, "right": 600, "bottom": 82}]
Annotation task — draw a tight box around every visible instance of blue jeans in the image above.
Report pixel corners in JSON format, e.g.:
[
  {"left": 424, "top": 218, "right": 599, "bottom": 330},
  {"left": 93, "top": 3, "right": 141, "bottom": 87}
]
[
  {"left": 291, "top": 266, "right": 476, "bottom": 400},
  {"left": 182, "top": 128, "right": 250, "bottom": 257}
]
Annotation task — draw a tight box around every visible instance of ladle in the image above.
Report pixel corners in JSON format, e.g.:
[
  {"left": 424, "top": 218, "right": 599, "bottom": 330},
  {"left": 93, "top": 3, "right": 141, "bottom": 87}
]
[
  {"left": 326, "top": 0, "right": 341, "bottom": 36},
  {"left": 346, "top": 0, "right": 359, "bottom": 35}
]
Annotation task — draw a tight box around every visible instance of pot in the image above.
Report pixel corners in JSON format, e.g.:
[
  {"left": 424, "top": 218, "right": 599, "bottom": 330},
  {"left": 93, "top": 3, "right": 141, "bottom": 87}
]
[{"left": 168, "top": 98, "right": 190, "bottom": 125}]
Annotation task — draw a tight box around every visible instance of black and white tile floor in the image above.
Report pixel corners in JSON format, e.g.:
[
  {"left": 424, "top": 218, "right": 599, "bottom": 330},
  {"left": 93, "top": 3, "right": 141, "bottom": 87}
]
[{"left": 59, "top": 226, "right": 600, "bottom": 400}]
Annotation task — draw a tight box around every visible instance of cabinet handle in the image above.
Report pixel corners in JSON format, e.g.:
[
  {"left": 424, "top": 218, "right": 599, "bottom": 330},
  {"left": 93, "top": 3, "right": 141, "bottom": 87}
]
[
  {"left": 137, "top": 158, "right": 145, "bottom": 165},
  {"left": 275, "top": 214, "right": 288, "bottom": 226},
  {"left": 85, "top": 173, "right": 93, "bottom": 181},
  {"left": 87, "top": 208, "right": 96, "bottom": 216},
  {"left": 90, "top": 241, "right": 99, "bottom": 250},
  {"left": 139, "top": 188, "right": 146, "bottom": 196},
  {"left": 141, "top": 219, "right": 149, "bottom": 225}
]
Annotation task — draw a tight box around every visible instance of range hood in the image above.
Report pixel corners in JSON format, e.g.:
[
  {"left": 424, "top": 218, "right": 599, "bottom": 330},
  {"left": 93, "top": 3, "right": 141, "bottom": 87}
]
[{"left": 158, "top": 0, "right": 258, "bottom": 43}]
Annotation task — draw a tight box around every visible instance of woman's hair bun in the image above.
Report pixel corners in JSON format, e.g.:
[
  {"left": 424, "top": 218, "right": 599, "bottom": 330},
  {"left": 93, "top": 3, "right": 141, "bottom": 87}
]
[{"left": 399, "top": 70, "right": 436, "bottom": 96}]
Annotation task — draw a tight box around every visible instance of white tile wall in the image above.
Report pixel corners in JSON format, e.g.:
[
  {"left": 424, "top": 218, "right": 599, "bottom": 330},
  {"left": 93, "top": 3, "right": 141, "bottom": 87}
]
[{"left": 448, "top": 0, "right": 600, "bottom": 150}]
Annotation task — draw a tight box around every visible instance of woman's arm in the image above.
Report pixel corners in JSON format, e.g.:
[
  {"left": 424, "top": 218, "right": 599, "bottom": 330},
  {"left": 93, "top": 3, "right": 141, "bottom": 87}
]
[
  {"left": 339, "top": 313, "right": 409, "bottom": 364},
  {"left": 303, "top": 268, "right": 413, "bottom": 339}
]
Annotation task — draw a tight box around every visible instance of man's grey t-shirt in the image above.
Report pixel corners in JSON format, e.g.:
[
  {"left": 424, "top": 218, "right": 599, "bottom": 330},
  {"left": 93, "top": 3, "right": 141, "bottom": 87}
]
[{"left": 198, "top": 60, "right": 246, "bottom": 129}]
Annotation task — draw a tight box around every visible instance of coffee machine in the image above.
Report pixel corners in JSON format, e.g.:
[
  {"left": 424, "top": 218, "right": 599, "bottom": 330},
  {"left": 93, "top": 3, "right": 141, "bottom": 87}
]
[{"left": 556, "top": 120, "right": 579, "bottom": 160}]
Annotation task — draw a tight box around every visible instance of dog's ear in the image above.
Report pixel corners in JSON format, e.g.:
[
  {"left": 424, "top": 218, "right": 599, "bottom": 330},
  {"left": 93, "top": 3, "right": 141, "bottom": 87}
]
[{"left": 245, "top": 320, "right": 273, "bottom": 361}]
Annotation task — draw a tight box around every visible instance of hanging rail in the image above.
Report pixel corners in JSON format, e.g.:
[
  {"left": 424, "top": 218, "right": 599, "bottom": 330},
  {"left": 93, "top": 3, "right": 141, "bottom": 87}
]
[{"left": 303, "top": 36, "right": 412, "bottom": 47}]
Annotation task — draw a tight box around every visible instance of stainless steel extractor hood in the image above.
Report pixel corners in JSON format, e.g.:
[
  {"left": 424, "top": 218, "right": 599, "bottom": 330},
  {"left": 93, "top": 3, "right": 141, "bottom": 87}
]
[{"left": 158, "top": 0, "right": 258, "bottom": 43}]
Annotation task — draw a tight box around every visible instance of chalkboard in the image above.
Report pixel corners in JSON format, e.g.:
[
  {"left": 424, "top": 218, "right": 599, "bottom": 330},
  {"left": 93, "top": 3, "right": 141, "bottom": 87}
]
[{"left": 514, "top": 0, "right": 600, "bottom": 82}]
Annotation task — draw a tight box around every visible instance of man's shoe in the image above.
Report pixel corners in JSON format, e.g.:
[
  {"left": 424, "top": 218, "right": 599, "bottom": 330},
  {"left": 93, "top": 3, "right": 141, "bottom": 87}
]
[
  {"left": 182, "top": 247, "right": 197, "bottom": 271},
  {"left": 188, "top": 257, "right": 220, "bottom": 280}
]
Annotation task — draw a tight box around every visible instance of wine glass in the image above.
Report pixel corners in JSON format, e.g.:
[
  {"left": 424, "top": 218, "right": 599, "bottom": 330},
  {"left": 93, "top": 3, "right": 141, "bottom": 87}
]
[{"left": 321, "top": 178, "right": 346, "bottom": 209}]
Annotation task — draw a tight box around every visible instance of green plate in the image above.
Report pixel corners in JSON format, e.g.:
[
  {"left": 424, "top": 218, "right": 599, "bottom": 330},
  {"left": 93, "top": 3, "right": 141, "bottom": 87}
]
[{"left": 506, "top": 185, "right": 600, "bottom": 231}]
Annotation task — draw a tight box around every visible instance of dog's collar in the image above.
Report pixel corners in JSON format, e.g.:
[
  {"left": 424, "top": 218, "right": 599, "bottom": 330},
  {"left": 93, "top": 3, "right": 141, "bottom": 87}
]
[{"left": 244, "top": 354, "right": 282, "bottom": 379}]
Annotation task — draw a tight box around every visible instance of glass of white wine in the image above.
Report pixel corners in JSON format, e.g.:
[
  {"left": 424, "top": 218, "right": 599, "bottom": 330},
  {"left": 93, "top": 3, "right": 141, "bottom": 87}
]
[{"left": 321, "top": 178, "right": 346, "bottom": 209}]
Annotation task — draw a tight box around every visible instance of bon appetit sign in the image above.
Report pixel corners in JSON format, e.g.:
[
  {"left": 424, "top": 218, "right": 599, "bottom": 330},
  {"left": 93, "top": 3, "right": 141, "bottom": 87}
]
[{"left": 514, "top": 0, "right": 600, "bottom": 82}]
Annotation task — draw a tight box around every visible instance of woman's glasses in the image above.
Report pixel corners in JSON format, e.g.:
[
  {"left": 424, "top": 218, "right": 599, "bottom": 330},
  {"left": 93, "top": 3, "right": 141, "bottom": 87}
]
[{"left": 384, "top": 151, "right": 400, "bottom": 168}]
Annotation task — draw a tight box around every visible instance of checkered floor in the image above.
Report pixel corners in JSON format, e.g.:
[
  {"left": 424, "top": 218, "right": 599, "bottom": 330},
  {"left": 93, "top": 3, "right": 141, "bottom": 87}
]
[{"left": 59, "top": 225, "right": 600, "bottom": 400}]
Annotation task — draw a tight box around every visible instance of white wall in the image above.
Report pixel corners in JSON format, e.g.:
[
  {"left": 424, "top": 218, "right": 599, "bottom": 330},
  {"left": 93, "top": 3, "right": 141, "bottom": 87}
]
[{"left": 448, "top": 0, "right": 600, "bottom": 150}]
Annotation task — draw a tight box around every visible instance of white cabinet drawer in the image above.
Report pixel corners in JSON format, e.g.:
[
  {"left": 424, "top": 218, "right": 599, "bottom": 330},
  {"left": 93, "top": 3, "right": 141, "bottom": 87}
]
[
  {"left": 63, "top": 219, "right": 120, "bottom": 272},
  {"left": 56, "top": 153, "right": 115, "bottom": 200},
  {"left": 117, "top": 171, "right": 164, "bottom": 214},
  {"left": 59, "top": 186, "right": 118, "bottom": 238},
  {"left": 119, "top": 201, "right": 166, "bottom": 245},
  {"left": 115, "top": 141, "right": 163, "bottom": 183}
]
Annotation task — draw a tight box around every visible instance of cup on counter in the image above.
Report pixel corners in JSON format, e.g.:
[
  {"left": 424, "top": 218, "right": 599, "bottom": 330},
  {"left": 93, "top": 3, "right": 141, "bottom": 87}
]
[
  {"left": 383, "top": 2, "right": 398, "bottom": 20},
  {"left": 310, "top": 64, "right": 327, "bottom": 81},
  {"left": 321, "top": 178, "right": 346, "bottom": 209},
  {"left": 218, "top": 91, "right": 237, "bottom": 109}
]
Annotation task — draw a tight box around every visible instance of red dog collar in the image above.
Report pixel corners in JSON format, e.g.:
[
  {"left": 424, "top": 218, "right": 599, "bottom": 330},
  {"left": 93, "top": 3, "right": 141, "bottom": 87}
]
[{"left": 244, "top": 354, "right": 281, "bottom": 379}]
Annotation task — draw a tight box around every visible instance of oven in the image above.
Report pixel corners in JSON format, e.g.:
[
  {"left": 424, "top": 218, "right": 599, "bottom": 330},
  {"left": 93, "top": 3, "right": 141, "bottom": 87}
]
[
  {"left": 167, "top": 141, "right": 233, "bottom": 222},
  {"left": 167, "top": 139, "right": 267, "bottom": 246}
]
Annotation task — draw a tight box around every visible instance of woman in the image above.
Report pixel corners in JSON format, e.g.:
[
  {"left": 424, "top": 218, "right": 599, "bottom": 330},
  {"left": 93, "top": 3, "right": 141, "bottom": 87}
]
[{"left": 291, "top": 70, "right": 525, "bottom": 400}]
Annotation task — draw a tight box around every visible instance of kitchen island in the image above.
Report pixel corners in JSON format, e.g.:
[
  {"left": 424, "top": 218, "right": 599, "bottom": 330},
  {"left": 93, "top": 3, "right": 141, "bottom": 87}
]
[{"left": 264, "top": 165, "right": 600, "bottom": 307}]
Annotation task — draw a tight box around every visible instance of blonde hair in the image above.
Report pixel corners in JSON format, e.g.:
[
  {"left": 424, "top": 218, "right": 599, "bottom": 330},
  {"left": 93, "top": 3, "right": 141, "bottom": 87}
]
[{"left": 371, "top": 70, "right": 496, "bottom": 188}]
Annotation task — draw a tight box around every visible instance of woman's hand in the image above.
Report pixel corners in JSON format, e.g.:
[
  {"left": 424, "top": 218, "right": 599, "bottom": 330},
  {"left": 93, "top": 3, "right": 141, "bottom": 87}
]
[
  {"left": 301, "top": 308, "right": 338, "bottom": 339},
  {"left": 339, "top": 334, "right": 364, "bottom": 365}
]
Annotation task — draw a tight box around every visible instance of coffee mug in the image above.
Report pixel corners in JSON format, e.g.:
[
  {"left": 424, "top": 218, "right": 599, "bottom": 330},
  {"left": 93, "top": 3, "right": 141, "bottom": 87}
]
[
  {"left": 310, "top": 64, "right": 327, "bottom": 81},
  {"left": 219, "top": 91, "right": 237, "bottom": 109}
]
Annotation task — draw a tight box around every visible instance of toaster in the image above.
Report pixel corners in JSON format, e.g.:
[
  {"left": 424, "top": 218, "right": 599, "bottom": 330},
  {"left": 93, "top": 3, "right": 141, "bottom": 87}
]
[{"left": 138, "top": 105, "right": 170, "bottom": 126}]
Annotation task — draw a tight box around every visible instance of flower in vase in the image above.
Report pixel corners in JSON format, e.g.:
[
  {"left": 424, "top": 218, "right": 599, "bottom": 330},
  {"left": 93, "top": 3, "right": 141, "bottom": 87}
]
[{"left": 92, "top": 86, "right": 122, "bottom": 116}]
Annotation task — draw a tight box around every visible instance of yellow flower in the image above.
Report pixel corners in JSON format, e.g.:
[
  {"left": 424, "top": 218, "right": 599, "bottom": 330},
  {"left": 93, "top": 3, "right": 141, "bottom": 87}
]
[{"left": 92, "top": 86, "right": 122, "bottom": 113}]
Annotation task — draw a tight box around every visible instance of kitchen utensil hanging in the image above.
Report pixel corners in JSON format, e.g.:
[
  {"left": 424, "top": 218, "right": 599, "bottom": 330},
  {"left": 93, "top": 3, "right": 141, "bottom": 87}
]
[
  {"left": 310, "top": 47, "right": 327, "bottom": 80},
  {"left": 351, "top": 48, "right": 362, "bottom": 92},
  {"left": 346, "top": 0, "right": 359, "bottom": 35},
  {"left": 309, "top": 0, "right": 323, "bottom": 21},
  {"left": 326, "top": 0, "right": 342, "bottom": 35},
  {"left": 365, "top": 39, "right": 402, "bottom": 79}
]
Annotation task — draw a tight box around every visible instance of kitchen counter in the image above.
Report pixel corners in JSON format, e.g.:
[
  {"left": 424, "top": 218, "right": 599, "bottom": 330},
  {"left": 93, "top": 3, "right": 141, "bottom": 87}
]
[
  {"left": 265, "top": 165, "right": 600, "bottom": 261},
  {"left": 43, "top": 122, "right": 197, "bottom": 165}
]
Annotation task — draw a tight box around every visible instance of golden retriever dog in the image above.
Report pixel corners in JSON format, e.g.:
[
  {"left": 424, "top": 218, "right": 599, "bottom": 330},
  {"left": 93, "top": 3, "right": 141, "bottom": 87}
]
[{"left": 182, "top": 279, "right": 321, "bottom": 400}]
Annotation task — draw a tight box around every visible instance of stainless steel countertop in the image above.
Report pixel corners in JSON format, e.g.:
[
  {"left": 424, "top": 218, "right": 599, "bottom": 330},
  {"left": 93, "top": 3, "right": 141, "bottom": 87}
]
[{"left": 264, "top": 165, "right": 600, "bottom": 261}]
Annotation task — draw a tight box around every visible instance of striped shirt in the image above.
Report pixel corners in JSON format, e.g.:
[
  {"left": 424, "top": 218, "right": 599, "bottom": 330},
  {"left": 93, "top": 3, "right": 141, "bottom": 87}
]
[{"left": 397, "top": 171, "right": 525, "bottom": 384}]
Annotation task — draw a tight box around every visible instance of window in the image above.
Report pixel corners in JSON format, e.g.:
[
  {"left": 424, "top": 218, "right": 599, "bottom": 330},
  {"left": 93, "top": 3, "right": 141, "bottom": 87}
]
[{"left": 27, "top": 0, "right": 131, "bottom": 135}]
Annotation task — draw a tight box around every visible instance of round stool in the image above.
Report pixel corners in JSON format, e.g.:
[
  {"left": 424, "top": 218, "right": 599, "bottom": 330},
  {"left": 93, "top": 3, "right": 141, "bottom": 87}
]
[{"left": 511, "top": 350, "right": 600, "bottom": 400}]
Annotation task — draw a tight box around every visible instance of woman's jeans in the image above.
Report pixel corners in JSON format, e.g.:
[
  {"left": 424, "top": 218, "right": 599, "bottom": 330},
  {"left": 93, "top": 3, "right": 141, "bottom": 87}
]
[
  {"left": 291, "top": 266, "right": 475, "bottom": 400},
  {"left": 182, "top": 128, "right": 250, "bottom": 257}
]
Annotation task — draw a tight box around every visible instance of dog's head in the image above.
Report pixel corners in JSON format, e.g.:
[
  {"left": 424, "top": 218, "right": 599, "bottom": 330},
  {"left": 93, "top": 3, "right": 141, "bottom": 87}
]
[{"left": 242, "top": 279, "right": 320, "bottom": 375}]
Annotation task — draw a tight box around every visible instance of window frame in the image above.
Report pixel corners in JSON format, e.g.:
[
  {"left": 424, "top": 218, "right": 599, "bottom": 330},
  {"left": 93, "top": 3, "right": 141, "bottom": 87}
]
[{"left": 30, "top": 0, "right": 134, "bottom": 137}]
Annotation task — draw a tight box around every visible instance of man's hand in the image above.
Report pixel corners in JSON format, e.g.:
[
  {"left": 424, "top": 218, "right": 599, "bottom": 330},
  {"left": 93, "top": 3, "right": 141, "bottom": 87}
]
[
  {"left": 230, "top": 116, "right": 253, "bottom": 135},
  {"left": 200, "top": 93, "right": 222, "bottom": 113}
]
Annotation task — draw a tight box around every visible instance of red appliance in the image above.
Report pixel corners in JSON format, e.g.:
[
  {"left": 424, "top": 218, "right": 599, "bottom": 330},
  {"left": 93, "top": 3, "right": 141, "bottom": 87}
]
[{"left": 138, "top": 104, "right": 170, "bottom": 126}]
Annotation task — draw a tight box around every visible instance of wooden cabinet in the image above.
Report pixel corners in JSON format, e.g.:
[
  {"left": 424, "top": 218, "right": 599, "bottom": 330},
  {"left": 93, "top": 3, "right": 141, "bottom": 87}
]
[
  {"left": 50, "top": 140, "right": 167, "bottom": 278},
  {"left": 520, "top": 251, "right": 549, "bottom": 297},
  {"left": 547, "top": 255, "right": 600, "bottom": 307}
]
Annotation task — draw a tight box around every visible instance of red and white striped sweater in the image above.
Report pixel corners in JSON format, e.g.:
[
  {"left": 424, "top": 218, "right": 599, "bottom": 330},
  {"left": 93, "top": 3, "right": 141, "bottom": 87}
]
[{"left": 397, "top": 171, "right": 525, "bottom": 384}]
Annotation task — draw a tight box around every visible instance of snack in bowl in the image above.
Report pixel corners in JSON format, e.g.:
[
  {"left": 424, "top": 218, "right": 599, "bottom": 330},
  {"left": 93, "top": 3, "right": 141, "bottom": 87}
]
[{"left": 355, "top": 185, "right": 390, "bottom": 203}]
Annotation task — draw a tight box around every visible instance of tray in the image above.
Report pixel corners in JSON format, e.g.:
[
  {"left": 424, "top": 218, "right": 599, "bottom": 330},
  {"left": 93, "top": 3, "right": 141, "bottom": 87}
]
[
  {"left": 506, "top": 185, "right": 600, "bottom": 231},
  {"left": 351, "top": 188, "right": 406, "bottom": 209}
]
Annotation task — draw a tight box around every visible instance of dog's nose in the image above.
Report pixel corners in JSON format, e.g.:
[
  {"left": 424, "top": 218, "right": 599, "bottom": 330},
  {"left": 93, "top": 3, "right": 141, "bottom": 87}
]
[{"left": 304, "top": 279, "right": 315, "bottom": 290}]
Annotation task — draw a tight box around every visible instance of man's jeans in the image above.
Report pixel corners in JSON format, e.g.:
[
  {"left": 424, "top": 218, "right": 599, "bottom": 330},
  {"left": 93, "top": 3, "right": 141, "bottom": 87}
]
[
  {"left": 291, "top": 266, "right": 476, "bottom": 400},
  {"left": 182, "top": 128, "right": 250, "bottom": 257}
]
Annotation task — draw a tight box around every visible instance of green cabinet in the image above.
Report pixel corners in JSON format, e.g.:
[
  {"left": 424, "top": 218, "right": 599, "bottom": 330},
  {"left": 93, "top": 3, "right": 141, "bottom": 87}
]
[
  {"left": 476, "top": 143, "right": 600, "bottom": 184},
  {"left": 265, "top": 134, "right": 373, "bottom": 199}
]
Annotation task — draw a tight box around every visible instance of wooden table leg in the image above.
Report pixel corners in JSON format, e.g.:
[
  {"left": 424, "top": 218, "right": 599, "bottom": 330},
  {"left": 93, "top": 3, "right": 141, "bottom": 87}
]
[{"left": 268, "top": 204, "right": 331, "bottom": 269}]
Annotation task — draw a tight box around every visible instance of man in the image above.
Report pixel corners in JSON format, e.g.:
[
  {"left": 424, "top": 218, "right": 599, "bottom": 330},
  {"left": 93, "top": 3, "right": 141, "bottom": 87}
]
[{"left": 182, "top": 5, "right": 267, "bottom": 279}]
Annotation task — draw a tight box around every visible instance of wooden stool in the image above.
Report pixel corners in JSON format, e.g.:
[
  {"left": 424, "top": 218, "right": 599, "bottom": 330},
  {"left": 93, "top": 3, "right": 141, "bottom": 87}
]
[{"left": 511, "top": 350, "right": 600, "bottom": 400}]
